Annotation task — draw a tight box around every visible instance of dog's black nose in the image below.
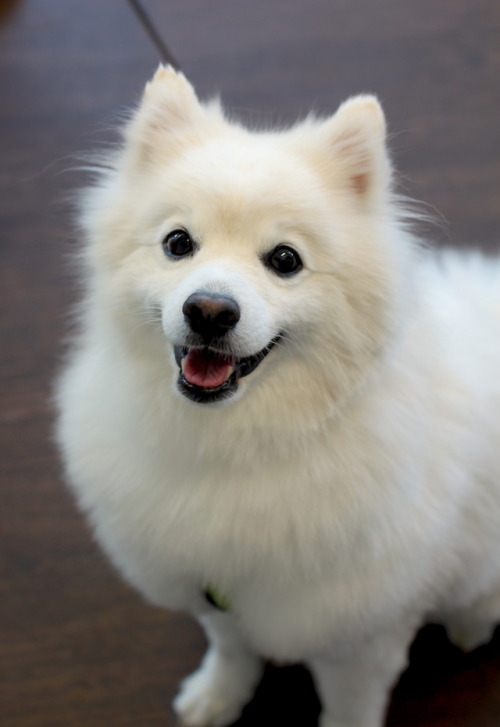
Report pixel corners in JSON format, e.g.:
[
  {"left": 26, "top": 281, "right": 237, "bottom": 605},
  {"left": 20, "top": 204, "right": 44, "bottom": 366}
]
[{"left": 182, "top": 292, "right": 240, "bottom": 341}]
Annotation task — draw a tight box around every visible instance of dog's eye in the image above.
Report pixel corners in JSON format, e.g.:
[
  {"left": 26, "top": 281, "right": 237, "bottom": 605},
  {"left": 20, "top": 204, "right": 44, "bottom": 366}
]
[
  {"left": 162, "top": 230, "right": 195, "bottom": 259},
  {"left": 266, "top": 245, "right": 303, "bottom": 276}
]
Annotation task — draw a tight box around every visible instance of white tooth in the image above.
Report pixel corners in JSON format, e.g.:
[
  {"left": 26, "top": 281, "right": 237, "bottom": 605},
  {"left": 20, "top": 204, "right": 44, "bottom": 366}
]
[
  {"left": 181, "top": 357, "right": 187, "bottom": 372},
  {"left": 225, "top": 366, "right": 234, "bottom": 380}
]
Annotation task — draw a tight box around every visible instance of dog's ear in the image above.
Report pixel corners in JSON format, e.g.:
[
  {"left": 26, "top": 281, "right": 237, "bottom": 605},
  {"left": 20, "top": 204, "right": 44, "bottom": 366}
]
[
  {"left": 124, "top": 65, "right": 212, "bottom": 165},
  {"left": 318, "top": 95, "right": 391, "bottom": 203}
]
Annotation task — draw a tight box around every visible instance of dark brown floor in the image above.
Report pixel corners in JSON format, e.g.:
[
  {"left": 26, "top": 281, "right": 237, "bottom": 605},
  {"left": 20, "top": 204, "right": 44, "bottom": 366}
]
[{"left": 1, "top": 1, "right": 499, "bottom": 725}]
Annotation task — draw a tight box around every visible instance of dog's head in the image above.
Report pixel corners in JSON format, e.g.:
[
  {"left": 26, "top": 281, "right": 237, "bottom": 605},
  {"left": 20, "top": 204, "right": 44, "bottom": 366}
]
[{"left": 82, "top": 67, "right": 413, "bottom": 414}]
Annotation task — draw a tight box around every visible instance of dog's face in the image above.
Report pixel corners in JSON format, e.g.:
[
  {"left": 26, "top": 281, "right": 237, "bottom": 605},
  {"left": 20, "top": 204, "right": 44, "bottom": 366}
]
[
  {"left": 140, "top": 135, "right": 352, "bottom": 407},
  {"left": 84, "top": 67, "right": 410, "bottom": 411}
]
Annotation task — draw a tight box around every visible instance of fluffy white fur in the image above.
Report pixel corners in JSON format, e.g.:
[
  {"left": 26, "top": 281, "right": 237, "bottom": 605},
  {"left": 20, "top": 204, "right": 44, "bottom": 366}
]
[{"left": 56, "top": 66, "right": 500, "bottom": 727}]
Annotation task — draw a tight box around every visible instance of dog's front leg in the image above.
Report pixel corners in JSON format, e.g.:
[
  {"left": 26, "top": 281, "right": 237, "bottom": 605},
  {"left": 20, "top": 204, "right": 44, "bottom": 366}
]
[
  {"left": 173, "top": 609, "right": 264, "bottom": 727},
  {"left": 308, "top": 621, "right": 416, "bottom": 727}
]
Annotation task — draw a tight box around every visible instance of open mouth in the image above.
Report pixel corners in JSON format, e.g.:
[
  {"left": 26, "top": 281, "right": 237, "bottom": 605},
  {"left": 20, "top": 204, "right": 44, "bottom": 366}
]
[{"left": 174, "top": 336, "right": 280, "bottom": 404}]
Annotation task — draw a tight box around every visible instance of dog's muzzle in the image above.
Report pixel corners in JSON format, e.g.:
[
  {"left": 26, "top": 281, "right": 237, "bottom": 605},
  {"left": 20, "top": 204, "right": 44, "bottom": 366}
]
[{"left": 174, "top": 291, "right": 279, "bottom": 404}]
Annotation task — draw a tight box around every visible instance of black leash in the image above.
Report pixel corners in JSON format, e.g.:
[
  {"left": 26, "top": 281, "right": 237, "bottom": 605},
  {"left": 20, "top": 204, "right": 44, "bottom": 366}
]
[{"left": 127, "top": 0, "right": 180, "bottom": 69}]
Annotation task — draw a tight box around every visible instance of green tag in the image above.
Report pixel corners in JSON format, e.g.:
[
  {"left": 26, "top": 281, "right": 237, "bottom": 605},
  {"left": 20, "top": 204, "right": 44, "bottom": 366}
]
[{"left": 203, "top": 585, "right": 231, "bottom": 611}]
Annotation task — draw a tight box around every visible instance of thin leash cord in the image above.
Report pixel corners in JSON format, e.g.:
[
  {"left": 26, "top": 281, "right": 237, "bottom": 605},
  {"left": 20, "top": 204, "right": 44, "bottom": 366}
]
[{"left": 127, "top": 0, "right": 180, "bottom": 69}]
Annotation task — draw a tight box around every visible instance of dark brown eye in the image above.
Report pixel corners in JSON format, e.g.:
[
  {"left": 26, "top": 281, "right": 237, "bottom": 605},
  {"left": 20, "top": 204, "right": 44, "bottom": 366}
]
[
  {"left": 162, "top": 229, "right": 195, "bottom": 259},
  {"left": 266, "top": 245, "right": 303, "bottom": 276}
]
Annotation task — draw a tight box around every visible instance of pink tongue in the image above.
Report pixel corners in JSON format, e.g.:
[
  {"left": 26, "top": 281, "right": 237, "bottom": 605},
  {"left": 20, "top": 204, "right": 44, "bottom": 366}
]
[{"left": 183, "top": 349, "right": 235, "bottom": 389}]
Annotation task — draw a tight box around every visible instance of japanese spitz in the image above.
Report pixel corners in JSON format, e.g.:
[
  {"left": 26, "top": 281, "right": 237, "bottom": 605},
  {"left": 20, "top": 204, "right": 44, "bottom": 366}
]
[{"left": 56, "top": 66, "right": 500, "bottom": 727}]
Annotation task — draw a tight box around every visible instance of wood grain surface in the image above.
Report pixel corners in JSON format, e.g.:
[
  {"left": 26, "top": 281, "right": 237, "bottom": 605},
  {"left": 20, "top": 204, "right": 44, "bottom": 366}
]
[{"left": 1, "top": 1, "right": 499, "bottom": 725}]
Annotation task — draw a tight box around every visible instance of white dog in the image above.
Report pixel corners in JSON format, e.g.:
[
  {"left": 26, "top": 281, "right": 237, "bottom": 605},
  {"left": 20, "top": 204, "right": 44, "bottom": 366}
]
[{"left": 56, "top": 66, "right": 500, "bottom": 727}]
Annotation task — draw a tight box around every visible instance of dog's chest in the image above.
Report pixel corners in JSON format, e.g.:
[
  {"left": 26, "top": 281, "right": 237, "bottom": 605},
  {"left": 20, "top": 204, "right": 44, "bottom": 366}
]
[
  {"left": 96, "top": 494, "right": 386, "bottom": 659},
  {"left": 88, "top": 446, "right": 405, "bottom": 655}
]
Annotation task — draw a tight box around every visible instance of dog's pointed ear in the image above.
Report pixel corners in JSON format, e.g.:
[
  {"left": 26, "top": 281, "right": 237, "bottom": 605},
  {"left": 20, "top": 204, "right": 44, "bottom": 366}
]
[
  {"left": 319, "top": 95, "right": 391, "bottom": 202},
  {"left": 124, "top": 65, "right": 207, "bottom": 164}
]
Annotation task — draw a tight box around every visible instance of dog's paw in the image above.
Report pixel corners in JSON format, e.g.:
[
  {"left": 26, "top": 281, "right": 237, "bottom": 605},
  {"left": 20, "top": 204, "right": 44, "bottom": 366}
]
[
  {"left": 173, "top": 649, "right": 261, "bottom": 727},
  {"left": 174, "top": 679, "right": 241, "bottom": 727}
]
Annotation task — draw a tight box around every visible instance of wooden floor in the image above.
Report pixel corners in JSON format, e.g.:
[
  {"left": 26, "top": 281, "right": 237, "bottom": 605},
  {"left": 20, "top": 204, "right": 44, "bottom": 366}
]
[{"left": 1, "top": 1, "right": 499, "bottom": 725}]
